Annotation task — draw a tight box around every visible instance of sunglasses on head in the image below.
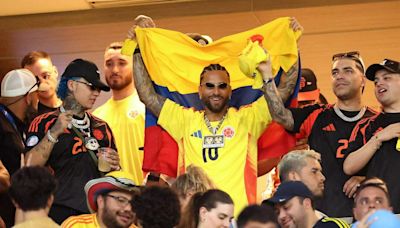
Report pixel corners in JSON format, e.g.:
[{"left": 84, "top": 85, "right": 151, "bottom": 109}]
[
  {"left": 72, "top": 80, "right": 99, "bottom": 91},
  {"left": 201, "top": 82, "right": 229, "bottom": 89},
  {"left": 332, "top": 51, "right": 360, "bottom": 61},
  {"left": 332, "top": 51, "right": 365, "bottom": 71}
]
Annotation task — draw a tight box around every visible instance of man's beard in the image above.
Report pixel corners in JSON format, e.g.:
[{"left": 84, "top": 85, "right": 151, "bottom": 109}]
[
  {"left": 106, "top": 74, "right": 132, "bottom": 91},
  {"left": 24, "top": 104, "right": 38, "bottom": 126},
  {"left": 102, "top": 206, "right": 127, "bottom": 228},
  {"left": 202, "top": 96, "right": 230, "bottom": 113}
]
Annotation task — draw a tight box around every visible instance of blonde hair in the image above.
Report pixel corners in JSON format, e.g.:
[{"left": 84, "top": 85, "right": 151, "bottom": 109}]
[{"left": 171, "top": 165, "right": 215, "bottom": 198}]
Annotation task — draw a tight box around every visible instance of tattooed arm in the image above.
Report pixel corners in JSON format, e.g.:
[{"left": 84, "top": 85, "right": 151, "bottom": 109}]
[
  {"left": 133, "top": 52, "right": 166, "bottom": 117},
  {"left": 277, "top": 61, "right": 299, "bottom": 103},
  {"left": 27, "top": 112, "right": 72, "bottom": 166},
  {"left": 257, "top": 60, "right": 295, "bottom": 131}
]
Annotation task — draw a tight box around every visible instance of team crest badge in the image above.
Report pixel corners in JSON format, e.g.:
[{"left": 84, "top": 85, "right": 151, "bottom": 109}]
[
  {"left": 93, "top": 129, "right": 104, "bottom": 141},
  {"left": 222, "top": 126, "right": 235, "bottom": 138},
  {"left": 128, "top": 110, "right": 139, "bottom": 119},
  {"left": 26, "top": 135, "right": 39, "bottom": 147}
]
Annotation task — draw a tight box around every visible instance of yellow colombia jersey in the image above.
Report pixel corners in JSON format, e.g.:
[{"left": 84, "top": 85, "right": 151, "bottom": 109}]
[
  {"left": 158, "top": 97, "right": 272, "bottom": 215},
  {"left": 62, "top": 213, "right": 137, "bottom": 228},
  {"left": 93, "top": 92, "right": 145, "bottom": 184}
]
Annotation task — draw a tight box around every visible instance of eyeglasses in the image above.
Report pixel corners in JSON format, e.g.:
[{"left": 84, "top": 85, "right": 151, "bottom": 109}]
[
  {"left": 106, "top": 194, "right": 131, "bottom": 207},
  {"left": 332, "top": 51, "right": 365, "bottom": 71},
  {"left": 72, "top": 80, "right": 99, "bottom": 91},
  {"left": 201, "top": 82, "right": 229, "bottom": 89}
]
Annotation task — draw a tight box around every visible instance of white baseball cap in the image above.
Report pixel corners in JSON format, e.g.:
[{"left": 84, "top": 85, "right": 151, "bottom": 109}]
[{"left": 1, "top": 69, "right": 43, "bottom": 97}]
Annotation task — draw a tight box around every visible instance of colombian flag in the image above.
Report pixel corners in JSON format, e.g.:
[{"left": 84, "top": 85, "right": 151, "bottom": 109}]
[{"left": 127, "top": 17, "right": 301, "bottom": 177}]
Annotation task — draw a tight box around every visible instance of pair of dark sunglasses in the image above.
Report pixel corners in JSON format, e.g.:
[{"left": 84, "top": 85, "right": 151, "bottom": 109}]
[
  {"left": 72, "top": 80, "right": 99, "bottom": 91},
  {"left": 201, "top": 82, "right": 229, "bottom": 89},
  {"left": 332, "top": 51, "right": 365, "bottom": 71},
  {"left": 332, "top": 51, "right": 360, "bottom": 61}
]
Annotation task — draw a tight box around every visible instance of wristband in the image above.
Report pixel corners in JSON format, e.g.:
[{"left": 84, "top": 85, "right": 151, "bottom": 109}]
[
  {"left": 47, "top": 130, "right": 58, "bottom": 143},
  {"left": 263, "top": 78, "right": 274, "bottom": 84}
]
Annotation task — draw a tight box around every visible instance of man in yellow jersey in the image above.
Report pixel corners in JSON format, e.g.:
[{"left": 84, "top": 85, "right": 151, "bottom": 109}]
[
  {"left": 61, "top": 171, "right": 139, "bottom": 228},
  {"left": 93, "top": 42, "right": 145, "bottom": 184},
  {"left": 127, "top": 16, "right": 301, "bottom": 215}
]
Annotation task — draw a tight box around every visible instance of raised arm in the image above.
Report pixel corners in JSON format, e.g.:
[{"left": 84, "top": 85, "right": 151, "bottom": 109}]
[
  {"left": 26, "top": 111, "right": 72, "bottom": 166},
  {"left": 343, "top": 122, "right": 400, "bottom": 175},
  {"left": 133, "top": 53, "right": 166, "bottom": 117},
  {"left": 276, "top": 60, "right": 299, "bottom": 103},
  {"left": 258, "top": 60, "right": 295, "bottom": 131}
]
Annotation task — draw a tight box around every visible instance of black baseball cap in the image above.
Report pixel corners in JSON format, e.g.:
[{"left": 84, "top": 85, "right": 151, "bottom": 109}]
[
  {"left": 366, "top": 59, "right": 400, "bottom": 81},
  {"left": 265, "top": 181, "right": 313, "bottom": 205},
  {"left": 61, "top": 59, "right": 110, "bottom": 91},
  {"left": 299, "top": 68, "right": 320, "bottom": 102}
]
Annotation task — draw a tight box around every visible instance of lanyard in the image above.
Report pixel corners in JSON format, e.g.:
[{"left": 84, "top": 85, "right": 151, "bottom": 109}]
[{"left": 0, "top": 104, "right": 26, "bottom": 145}]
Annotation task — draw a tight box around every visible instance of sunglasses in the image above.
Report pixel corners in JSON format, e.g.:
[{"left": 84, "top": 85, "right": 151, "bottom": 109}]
[
  {"left": 201, "top": 82, "right": 229, "bottom": 89},
  {"left": 5, "top": 76, "right": 41, "bottom": 107},
  {"left": 72, "top": 80, "right": 99, "bottom": 91},
  {"left": 332, "top": 51, "right": 360, "bottom": 61},
  {"left": 332, "top": 51, "right": 365, "bottom": 71},
  {"left": 24, "top": 76, "right": 41, "bottom": 95}
]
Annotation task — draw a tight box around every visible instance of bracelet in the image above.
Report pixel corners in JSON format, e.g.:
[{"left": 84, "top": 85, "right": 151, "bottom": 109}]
[
  {"left": 373, "top": 135, "right": 382, "bottom": 150},
  {"left": 47, "top": 130, "right": 59, "bottom": 143},
  {"left": 263, "top": 78, "right": 274, "bottom": 84}
]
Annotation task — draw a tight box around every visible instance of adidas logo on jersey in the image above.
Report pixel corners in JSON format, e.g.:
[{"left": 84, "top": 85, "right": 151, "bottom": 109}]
[
  {"left": 322, "top": 123, "right": 336, "bottom": 131},
  {"left": 190, "top": 130, "right": 202, "bottom": 138}
]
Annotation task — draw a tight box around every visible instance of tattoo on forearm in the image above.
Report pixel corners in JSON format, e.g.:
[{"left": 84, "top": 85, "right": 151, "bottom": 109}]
[
  {"left": 133, "top": 53, "right": 166, "bottom": 117},
  {"left": 28, "top": 138, "right": 55, "bottom": 166},
  {"left": 277, "top": 61, "right": 299, "bottom": 103},
  {"left": 263, "top": 81, "right": 294, "bottom": 131}
]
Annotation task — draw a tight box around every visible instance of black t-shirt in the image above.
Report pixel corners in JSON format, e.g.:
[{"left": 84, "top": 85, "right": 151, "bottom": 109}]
[
  {"left": 25, "top": 110, "right": 117, "bottom": 213},
  {"left": 289, "top": 104, "right": 376, "bottom": 217},
  {"left": 313, "top": 217, "right": 350, "bottom": 228},
  {"left": 37, "top": 101, "right": 58, "bottom": 116},
  {"left": 0, "top": 105, "right": 27, "bottom": 228},
  {"left": 347, "top": 112, "right": 400, "bottom": 213}
]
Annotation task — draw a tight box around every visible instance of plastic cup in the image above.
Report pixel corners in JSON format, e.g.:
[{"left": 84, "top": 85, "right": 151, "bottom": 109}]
[{"left": 98, "top": 147, "right": 112, "bottom": 172}]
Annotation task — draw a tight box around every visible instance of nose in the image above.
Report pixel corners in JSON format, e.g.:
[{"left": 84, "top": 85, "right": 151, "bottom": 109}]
[
  {"left": 222, "top": 219, "right": 230, "bottom": 228},
  {"left": 320, "top": 172, "right": 326, "bottom": 182}
]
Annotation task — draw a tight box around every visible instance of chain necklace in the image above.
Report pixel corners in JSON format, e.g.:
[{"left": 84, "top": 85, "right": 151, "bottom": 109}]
[
  {"left": 204, "top": 113, "right": 227, "bottom": 135},
  {"left": 333, "top": 104, "right": 366, "bottom": 122}
]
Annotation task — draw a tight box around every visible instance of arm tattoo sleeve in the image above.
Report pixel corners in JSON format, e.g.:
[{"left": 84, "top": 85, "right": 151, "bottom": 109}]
[
  {"left": 277, "top": 61, "right": 299, "bottom": 103},
  {"left": 133, "top": 53, "right": 166, "bottom": 117},
  {"left": 263, "top": 81, "right": 295, "bottom": 131},
  {"left": 27, "top": 138, "right": 56, "bottom": 166}
]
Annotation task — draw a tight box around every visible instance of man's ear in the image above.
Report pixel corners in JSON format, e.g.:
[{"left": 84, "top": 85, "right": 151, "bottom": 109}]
[
  {"left": 199, "top": 206, "right": 208, "bottom": 222},
  {"left": 67, "top": 79, "right": 75, "bottom": 91}
]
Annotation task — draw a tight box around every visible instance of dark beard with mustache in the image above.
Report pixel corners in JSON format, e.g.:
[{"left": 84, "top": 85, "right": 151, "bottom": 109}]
[
  {"left": 202, "top": 95, "right": 230, "bottom": 114},
  {"left": 102, "top": 203, "right": 131, "bottom": 228}
]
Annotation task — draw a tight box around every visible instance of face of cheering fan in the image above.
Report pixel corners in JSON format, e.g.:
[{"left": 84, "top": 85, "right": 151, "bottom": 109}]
[
  {"left": 199, "top": 70, "right": 232, "bottom": 114},
  {"left": 68, "top": 78, "right": 101, "bottom": 110},
  {"left": 373, "top": 69, "right": 400, "bottom": 110},
  {"left": 331, "top": 58, "right": 365, "bottom": 101}
]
